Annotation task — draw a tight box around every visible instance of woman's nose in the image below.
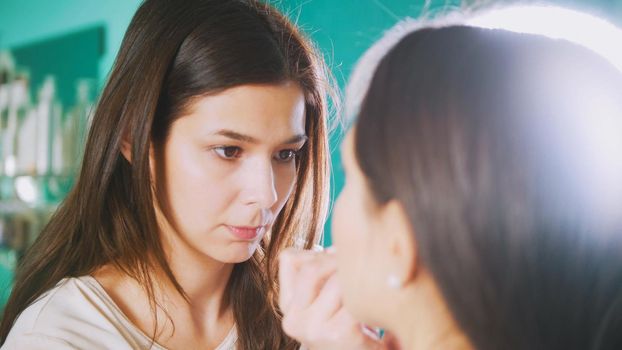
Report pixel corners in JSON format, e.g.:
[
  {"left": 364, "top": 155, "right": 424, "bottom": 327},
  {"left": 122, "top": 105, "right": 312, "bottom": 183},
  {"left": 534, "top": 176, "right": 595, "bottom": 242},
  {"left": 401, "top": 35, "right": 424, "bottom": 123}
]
[{"left": 241, "top": 158, "right": 278, "bottom": 209}]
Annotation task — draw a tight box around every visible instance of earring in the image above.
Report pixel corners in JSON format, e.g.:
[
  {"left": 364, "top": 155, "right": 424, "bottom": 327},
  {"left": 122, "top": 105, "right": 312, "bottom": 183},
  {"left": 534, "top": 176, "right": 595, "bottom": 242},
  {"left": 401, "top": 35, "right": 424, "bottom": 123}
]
[{"left": 387, "top": 274, "right": 403, "bottom": 289}]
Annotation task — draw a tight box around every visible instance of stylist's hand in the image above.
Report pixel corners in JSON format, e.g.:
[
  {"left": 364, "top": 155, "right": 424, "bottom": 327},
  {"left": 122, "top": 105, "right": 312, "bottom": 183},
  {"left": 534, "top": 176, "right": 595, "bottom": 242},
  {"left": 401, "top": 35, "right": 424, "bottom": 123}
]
[{"left": 279, "top": 248, "right": 391, "bottom": 350}]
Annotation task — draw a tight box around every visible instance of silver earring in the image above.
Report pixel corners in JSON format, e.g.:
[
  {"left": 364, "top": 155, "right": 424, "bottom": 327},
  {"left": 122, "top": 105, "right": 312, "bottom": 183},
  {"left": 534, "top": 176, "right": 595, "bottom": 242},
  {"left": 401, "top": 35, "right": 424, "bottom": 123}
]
[{"left": 387, "top": 274, "right": 402, "bottom": 289}]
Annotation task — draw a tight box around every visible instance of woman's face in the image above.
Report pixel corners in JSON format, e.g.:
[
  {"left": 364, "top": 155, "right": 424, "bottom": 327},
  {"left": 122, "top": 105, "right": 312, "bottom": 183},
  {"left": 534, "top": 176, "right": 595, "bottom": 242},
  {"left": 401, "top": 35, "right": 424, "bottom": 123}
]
[
  {"left": 332, "top": 130, "right": 393, "bottom": 324},
  {"left": 157, "top": 82, "right": 307, "bottom": 263}
]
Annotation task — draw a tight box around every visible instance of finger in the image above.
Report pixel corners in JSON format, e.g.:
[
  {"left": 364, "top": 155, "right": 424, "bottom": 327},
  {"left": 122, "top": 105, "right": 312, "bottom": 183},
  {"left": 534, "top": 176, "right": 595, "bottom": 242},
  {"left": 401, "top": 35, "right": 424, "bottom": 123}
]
[
  {"left": 330, "top": 307, "right": 359, "bottom": 331},
  {"left": 308, "top": 274, "right": 343, "bottom": 320},
  {"left": 290, "top": 254, "right": 337, "bottom": 310},
  {"left": 279, "top": 248, "right": 320, "bottom": 309},
  {"left": 284, "top": 275, "right": 342, "bottom": 346}
]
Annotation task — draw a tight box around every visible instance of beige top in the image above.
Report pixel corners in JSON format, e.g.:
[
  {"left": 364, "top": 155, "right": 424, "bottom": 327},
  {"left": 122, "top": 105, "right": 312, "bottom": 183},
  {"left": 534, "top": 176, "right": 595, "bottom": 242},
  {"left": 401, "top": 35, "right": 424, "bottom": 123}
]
[{"left": 2, "top": 276, "right": 238, "bottom": 349}]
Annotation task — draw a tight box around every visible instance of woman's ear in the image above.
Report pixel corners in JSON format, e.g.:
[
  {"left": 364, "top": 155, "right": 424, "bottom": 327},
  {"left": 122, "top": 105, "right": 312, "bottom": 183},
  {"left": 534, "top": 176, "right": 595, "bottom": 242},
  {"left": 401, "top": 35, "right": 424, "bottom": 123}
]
[
  {"left": 378, "top": 199, "right": 418, "bottom": 288},
  {"left": 121, "top": 139, "right": 132, "bottom": 163}
]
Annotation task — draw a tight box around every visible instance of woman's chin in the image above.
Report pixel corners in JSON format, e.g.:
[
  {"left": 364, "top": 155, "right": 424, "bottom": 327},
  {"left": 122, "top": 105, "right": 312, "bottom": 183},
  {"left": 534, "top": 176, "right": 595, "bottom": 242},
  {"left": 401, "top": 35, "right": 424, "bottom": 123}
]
[{"left": 215, "top": 241, "right": 261, "bottom": 263}]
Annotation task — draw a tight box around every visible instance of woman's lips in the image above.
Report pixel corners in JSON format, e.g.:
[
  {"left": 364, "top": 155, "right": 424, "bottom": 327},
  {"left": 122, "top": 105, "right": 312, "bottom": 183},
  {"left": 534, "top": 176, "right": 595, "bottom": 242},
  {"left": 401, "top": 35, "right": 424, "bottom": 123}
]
[{"left": 226, "top": 225, "right": 265, "bottom": 240}]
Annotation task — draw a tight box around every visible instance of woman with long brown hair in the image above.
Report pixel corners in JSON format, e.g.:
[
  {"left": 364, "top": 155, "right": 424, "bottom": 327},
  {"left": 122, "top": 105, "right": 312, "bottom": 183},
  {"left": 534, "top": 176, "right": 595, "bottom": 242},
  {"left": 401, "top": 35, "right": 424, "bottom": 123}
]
[{"left": 0, "top": 0, "right": 342, "bottom": 348}]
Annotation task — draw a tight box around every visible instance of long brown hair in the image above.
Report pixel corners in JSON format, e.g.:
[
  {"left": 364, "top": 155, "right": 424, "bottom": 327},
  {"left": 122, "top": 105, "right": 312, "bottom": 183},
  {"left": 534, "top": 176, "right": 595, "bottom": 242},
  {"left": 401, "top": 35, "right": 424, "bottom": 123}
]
[
  {"left": 354, "top": 26, "right": 622, "bottom": 349},
  {"left": 0, "top": 0, "right": 332, "bottom": 348}
]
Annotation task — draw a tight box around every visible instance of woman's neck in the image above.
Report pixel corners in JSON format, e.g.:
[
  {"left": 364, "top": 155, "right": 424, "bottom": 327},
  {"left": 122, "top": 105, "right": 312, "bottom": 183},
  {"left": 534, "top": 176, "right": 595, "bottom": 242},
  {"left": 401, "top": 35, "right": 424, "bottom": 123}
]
[
  {"left": 164, "top": 242, "right": 234, "bottom": 308},
  {"left": 154, "top": 210, "right": 235, "bottom": 317},
  {"left": 388, "top": 272, "right": 473, "bottom": 350},
  {"left": 156, "top": 230, "right": 236, "bottom": 331},
  {"left": 93, "top": 242, "right": 236, "bottom": 348}
]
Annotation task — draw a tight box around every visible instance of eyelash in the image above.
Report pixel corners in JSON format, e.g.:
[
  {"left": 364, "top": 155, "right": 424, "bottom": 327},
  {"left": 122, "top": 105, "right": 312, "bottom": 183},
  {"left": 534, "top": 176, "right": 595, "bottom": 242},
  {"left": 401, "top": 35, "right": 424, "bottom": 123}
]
[
  {"left": 213, "top": 146, "right": 242, "bottom": 159},
  {"left": 212, "top": 146, "right": 302, "bottom": 163}
]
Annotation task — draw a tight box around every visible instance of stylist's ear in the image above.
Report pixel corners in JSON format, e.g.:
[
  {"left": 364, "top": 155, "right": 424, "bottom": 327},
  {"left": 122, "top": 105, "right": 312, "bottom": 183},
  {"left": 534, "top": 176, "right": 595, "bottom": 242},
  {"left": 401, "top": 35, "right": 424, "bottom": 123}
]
[{"left": 379, "top": 200, "right": 418, "bottom": 289}]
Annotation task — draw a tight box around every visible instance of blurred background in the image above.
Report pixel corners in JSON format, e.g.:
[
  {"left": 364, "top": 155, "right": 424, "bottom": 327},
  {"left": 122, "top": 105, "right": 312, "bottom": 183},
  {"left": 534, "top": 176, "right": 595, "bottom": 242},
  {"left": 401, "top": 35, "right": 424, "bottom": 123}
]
[{"left": 1, "top": 0, "right": 621, "bottom": 308}]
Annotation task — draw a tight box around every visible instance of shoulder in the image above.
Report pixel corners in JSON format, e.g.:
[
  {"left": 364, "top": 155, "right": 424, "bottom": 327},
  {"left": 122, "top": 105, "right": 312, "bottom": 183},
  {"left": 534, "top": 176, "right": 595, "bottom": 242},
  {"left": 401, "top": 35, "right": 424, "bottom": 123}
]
[
  {"left": 5, "top": 278, "right": 89, "bottom": 335},
  {"left": 2, "top": 332, "right": 78, "bottom": 349},
  {"left": 3, "top": 276, "right": 154, "bottom": 350}
]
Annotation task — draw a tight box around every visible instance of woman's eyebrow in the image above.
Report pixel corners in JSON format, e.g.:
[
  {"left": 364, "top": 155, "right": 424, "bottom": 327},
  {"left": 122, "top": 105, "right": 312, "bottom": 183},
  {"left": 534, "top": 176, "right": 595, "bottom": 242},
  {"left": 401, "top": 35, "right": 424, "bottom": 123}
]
[
  {"left": 210, "top": 129, "right": 307, "bottom": 145},
  {"left": 283, "top": 134, "right": 308, "bottom": 144},
  {"left": 210, "top": 129, "right": 259, "bottom": 143}
]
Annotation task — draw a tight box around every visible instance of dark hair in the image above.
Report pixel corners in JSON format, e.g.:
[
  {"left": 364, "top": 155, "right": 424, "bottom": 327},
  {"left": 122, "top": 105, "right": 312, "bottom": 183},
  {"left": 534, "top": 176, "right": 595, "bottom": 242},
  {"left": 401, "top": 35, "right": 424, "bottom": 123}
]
[
  {"left": 0, "top": 0, "right": 332, "bottom": 348},
  {"left": 355, "top": 25, "right": 622, "bottom": 349}
]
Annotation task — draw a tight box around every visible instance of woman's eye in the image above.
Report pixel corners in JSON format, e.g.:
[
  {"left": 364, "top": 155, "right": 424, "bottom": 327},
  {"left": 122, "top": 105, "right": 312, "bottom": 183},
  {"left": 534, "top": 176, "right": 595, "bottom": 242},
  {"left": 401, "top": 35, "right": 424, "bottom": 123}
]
[
  {"left": 275, "top": 149, "right": 297, "bottom": 162},
  {"left": 214, "top": 146, "right": 242, "bottom": 159}
]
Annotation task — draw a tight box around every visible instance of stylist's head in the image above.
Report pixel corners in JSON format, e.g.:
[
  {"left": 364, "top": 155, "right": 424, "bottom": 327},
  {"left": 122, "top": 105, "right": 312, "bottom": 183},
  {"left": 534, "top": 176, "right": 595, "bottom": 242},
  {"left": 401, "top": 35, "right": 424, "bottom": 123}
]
[
  {"left": 0, "top": 0, "right": 331, "bottom": 348},
  {"left": 333, "top": 24, "right": 622, "bottom": 349},
  {"left": 78, "top": 0, "right": 329, "bottom": 347},
  {"left": 105, "top": 0, "right": 330, "bottom": 265}
]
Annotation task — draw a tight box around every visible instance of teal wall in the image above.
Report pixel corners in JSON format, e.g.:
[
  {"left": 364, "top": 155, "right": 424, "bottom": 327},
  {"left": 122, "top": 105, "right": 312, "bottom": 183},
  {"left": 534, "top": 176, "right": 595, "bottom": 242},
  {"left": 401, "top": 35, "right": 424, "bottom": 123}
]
[
  {"left": 2, "top": 0, "right": 621, "bottom": 84},
  {"left": 0, "top": 0, "right": 142, "bottom": 84},
  {"left": 2, "top": 0, "right": 622, "bottom": 245}
]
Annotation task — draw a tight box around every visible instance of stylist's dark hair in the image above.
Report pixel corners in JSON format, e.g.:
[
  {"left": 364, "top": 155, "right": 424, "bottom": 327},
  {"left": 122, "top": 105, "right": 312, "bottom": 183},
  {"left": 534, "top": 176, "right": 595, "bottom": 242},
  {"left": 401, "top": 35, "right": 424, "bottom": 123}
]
[
  {"left": 0, "top": 0, "right": 332, "bottom": 348},
  {"left": 355, "top": 26, "right": 622, "bottom": 350}
]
